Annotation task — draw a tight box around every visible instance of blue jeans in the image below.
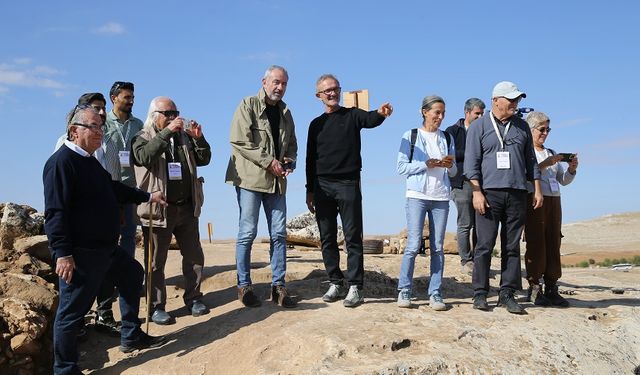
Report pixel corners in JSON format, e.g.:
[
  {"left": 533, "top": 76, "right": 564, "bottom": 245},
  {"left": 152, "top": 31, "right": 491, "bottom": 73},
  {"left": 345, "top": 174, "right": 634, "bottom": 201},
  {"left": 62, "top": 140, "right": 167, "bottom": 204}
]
[
  {"left": 235, "top": 187, "right": 287, "bottom": 287},
  {"left": 398, "top": 198, "right": 449, "bottom": 297}
]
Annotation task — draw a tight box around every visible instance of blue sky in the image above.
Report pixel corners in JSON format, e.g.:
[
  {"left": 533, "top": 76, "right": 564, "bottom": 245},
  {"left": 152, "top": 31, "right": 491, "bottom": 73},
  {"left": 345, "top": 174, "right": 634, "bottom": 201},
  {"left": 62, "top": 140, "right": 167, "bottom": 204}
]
[{"left": 1, "top": 1, "right": 639, "bottom": 239}]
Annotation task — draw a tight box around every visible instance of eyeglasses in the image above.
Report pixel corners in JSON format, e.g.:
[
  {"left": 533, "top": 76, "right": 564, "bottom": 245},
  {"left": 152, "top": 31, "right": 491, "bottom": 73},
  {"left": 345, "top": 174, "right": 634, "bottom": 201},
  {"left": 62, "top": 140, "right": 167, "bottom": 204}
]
[
  {"left": 71, "top": 122, "right": 104, "bottom": 133},
  {"left": 111, "top": 81, "right": 134, "bottom": 91},
  {"left": 155, "top": 110, "right": 180, "bottom": 118},
  {"left": 318, "top": 86, "right": 341, "bottom": 95},
  {"left": 535, "top": 127, "right": 551, "bottom": 134},
  {"left": 67, "top": 104, "right": 99, "bottom": 125}
]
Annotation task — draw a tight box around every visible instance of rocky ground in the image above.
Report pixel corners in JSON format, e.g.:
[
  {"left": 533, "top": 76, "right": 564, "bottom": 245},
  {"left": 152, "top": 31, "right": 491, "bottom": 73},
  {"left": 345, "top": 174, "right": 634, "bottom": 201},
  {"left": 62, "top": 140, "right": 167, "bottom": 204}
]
[{"left": 1, "top": 204, "right": 638, "bottom": 375}]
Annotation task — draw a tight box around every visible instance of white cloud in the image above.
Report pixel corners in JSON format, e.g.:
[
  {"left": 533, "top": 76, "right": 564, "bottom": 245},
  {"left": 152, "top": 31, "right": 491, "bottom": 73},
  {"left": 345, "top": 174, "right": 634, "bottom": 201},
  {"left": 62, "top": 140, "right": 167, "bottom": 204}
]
[
  {"left": 93, "top": 22, "right": 125, "bottom": 35},
  {"left": 0, "top": 59, "right": 67, "bottom": 94}
]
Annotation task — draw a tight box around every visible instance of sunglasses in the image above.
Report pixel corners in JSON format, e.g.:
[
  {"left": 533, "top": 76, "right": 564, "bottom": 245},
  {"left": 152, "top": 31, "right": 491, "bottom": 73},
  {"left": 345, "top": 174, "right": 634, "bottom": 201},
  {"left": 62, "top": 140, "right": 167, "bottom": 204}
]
[
  {"left": 155, "top": 110, "right": 180, "bottom": 118},
  {"left": 536, "top": 127, "right": 551, "bottom": 134},
  {"left": 71, "top": 122, "right": 104, "bottom": 133}
]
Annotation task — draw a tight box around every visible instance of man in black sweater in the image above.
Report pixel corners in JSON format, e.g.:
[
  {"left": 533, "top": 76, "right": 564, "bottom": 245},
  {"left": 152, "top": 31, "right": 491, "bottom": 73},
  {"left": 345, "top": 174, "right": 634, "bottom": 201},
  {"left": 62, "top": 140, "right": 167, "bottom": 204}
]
[
  {"left": 305, "top": 74, "right": 393, "bottom": 307},
  {"left": 44, "top": 106, "right": 167, "bottom": 374}
]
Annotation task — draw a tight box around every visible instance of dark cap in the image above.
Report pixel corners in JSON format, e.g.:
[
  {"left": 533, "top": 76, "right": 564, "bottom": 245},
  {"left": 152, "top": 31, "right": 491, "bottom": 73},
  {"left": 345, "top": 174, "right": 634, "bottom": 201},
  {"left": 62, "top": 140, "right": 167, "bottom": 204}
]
[{"left": 77, "top": 92, "right": 106, "bottom": 106}]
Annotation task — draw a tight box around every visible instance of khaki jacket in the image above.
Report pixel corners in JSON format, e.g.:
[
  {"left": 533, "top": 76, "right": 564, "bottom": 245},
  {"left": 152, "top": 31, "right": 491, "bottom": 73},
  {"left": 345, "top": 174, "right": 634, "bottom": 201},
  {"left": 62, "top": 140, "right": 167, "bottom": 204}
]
[
  {"left": 132, "top": 126, "right": 209, "bottom": 227},
  {"left": 225, "top": 88, "right": 297, "bottom": 194}
]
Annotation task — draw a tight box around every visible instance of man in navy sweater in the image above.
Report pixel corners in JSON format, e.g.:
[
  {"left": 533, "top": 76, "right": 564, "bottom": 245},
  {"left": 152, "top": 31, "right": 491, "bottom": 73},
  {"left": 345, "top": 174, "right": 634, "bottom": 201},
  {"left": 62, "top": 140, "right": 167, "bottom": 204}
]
[
  {"left": 44, "top": 106, "right": 167, "bottom": 374},
  {"left": 305, "top": 74, "right": 393, "bottom": 308}
]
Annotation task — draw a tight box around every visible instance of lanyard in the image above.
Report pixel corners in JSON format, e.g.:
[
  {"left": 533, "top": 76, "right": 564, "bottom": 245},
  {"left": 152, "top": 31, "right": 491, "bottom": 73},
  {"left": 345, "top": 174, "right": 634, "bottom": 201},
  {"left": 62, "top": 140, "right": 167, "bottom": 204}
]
[
  {"left": 489, "top": 112, "right": 511, "bottom": 150},
  {"left": 113, "top": 120, "right": 131, "bottom": 149}
]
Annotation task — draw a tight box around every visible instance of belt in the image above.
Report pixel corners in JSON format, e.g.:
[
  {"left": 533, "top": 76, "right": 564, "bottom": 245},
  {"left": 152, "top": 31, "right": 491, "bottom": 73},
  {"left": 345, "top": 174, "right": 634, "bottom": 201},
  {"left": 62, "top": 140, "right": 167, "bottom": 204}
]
[{"left": 169, "top": 197, "right": 192, "bottom": 206}]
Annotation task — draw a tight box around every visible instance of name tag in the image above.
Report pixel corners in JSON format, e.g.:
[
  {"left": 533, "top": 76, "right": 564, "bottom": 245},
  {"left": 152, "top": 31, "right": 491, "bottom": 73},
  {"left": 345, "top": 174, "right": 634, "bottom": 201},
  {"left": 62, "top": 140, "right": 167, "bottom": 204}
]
[
  {"left": 496, "top": 151, "right": 510, "bottom": 169},
  {"left": 168, "top": 162, "right": 182, "bottom": 180},
  {"left": 118, "top": 151, "right": 130, "bottom": 167},
  {"left": 549, "top": 177, "right": 560, "bottom": 193}
]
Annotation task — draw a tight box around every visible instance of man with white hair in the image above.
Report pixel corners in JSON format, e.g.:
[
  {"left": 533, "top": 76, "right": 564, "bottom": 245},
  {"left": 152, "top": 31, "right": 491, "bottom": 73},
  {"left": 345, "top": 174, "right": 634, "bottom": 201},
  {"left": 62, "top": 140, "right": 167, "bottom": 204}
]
[
  {"left": 464, "top": 81, "right": 543, "bottom": 314},
  {"left": 132, "top": 96, "right": 211, "bottom": 325},
  {"left": 44, "top": 106, "right": 167, "bottom": 374},
  {"left": 225, "top": 65, "right": 298, "bottom": 309}
]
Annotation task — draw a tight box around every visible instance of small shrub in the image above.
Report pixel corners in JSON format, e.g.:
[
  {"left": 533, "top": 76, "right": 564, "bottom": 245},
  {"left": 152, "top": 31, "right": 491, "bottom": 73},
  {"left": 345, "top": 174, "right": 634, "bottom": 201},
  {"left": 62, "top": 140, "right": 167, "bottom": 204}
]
[
  {"left": 588, "top": 258, "right": 595, "bottom": 265},
  {"left": 578, "top": 261, "right": 589, "bottom": 268}
]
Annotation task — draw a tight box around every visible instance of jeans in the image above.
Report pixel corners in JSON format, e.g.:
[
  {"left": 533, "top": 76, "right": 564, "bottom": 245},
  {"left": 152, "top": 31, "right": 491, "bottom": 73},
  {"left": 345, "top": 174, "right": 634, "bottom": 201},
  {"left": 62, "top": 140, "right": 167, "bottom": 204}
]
[
  {"left": 235, "top": 187, "right": 287, "bottom": 287},
  {"left": 53, "top": 246, "right": 143, "bottom": 375},
  {"left": 314, "top": 177, "right": 364, "bottom": 288},
  {"left": 398, "top": 198, "right": 449, "bottom": 297},
  {"left": 472, "top": 188, "right": 526, "bottom": 296},
  {"left": 451, "top": 181, "right": 476, "bottom": 265},
  {"left": 142, "top": 203, "right": 204, "bottom": 309},
  {"left": 96, "top": 203, "right": 137, "bottom": 316}
]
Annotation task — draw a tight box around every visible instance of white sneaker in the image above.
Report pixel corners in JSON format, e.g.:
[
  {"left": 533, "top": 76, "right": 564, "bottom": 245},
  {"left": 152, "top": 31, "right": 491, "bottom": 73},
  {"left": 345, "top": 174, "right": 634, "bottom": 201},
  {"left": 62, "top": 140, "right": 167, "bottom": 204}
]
[
  {"left": 429, "top": 294, "right": 447, "bottom": 311},
  {"left": 343, "top": 285, "right": 364, "bottom": 307},
  {"left": 397, "top": 289, "right": 411, "bottom": 308},
  {"left": 322, "top": 283, "right": 347, "bottom": 302}
]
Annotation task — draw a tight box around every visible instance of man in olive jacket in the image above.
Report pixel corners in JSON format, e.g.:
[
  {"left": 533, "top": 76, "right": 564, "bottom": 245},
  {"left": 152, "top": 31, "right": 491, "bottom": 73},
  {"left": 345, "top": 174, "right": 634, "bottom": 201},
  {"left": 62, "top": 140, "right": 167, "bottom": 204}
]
[
  {"left": 132, "top": 96, "right": 211, "bottom": 325},
  {"left": 225, "top": 65, "right": 298, "bottom": 308}
]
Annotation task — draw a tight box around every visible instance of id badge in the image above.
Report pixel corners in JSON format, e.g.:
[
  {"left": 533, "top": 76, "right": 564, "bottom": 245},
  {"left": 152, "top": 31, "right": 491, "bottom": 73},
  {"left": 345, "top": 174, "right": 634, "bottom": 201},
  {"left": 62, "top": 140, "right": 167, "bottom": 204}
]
[
  {"left": 118, "top": 151, "right": 130, "bottom": 167},
  {"left": 549, "top": 177, "right": 560, "bottom": 193},
  {"left": 496, "top": 151, "right": 510, "bottom": 169},
  {"left": 168, "top": 162, "right": 182, "bottom": 180}
]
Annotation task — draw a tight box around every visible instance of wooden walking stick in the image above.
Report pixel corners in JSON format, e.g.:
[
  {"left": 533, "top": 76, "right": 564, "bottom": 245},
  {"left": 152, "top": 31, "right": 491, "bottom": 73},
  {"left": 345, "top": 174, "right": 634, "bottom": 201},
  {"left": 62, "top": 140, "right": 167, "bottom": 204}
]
[{"left": 145, "top": 202, "right": 154, "bottom": 334}]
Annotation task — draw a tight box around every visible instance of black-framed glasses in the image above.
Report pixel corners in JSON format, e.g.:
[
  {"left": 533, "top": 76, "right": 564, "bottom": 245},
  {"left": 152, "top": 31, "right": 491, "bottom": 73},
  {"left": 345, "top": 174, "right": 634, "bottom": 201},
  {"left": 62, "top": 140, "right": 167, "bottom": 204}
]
[
  {"left": 318, "top": 86, "right": 341, "bottom": 95},
  {"left": 155, "top": 110, "right": 180, "bottom": 118},
  {"left": 535, "top": 127, "right": 551, "bottom": 134},
  {"left": 67, "top": 104, "right": 99, "bottom": 125},
  {"left": 71, "top": 122, "right": 104, "bottom": 133}
]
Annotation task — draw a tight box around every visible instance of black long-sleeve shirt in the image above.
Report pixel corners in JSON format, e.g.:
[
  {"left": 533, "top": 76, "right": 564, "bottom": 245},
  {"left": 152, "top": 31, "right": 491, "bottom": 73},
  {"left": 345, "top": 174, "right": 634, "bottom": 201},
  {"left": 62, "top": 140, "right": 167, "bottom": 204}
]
[
  {"left": 43, "top": 145, "right": 149, "bottom": 258},
  {"left": 306, "top": 107, "right": 385, "bottom": 192}
]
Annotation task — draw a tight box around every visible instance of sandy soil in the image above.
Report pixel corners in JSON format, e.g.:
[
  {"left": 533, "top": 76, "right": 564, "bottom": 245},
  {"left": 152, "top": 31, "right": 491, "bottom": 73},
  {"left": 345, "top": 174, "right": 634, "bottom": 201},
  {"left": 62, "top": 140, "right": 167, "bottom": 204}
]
[{"left": 77, "top": 213, "right": 640, "bottom": 374}]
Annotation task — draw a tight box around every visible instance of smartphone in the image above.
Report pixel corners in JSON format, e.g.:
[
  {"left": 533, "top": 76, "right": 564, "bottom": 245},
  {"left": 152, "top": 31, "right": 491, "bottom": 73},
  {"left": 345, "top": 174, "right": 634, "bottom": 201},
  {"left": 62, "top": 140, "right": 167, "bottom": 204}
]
[{"left": 558, "top": 153, "right": 575, "bottom": 163}]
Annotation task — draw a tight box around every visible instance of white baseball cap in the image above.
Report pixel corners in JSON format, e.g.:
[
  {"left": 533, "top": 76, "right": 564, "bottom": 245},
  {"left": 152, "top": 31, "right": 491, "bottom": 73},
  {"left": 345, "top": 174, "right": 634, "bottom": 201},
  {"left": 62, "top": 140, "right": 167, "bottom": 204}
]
[{"left": 492, "top": 81, "right": 526, "bottom": 99}]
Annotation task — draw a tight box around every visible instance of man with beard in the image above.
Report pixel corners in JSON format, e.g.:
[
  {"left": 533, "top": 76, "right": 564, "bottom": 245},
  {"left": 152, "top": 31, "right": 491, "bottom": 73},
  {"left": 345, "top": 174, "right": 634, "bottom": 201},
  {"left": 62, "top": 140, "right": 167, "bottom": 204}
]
[
  {"left": 225, "top": 65, "right": 298, "bottom": 308},
  {"left": 464, "top": 81, "right": 543, "bottom": 314},
  {"left": 44, "top": 106, "right": 167, "bottom": 374}
]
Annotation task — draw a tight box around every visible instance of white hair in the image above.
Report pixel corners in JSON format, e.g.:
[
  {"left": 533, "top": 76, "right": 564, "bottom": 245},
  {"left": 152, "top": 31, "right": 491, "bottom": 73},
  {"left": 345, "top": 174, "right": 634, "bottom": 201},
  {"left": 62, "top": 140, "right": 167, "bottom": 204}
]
[
  {"left": 143, "top": 96, "right": 171, "bottom": 129},
  {"left": 263, "top": 65, "right": 288, "bottom": 81}
]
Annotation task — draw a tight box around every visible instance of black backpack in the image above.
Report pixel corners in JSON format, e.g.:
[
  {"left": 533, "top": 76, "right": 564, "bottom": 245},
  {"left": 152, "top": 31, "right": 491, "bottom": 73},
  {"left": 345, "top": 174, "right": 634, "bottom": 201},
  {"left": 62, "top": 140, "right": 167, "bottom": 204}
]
[{"left": 408, "top": 128, "right": 451, "bottom": 162}]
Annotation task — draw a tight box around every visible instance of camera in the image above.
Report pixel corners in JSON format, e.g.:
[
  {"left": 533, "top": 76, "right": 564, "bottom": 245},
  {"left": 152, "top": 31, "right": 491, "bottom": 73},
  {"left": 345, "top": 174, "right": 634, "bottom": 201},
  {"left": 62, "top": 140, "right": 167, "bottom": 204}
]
[{"left": 516, "top": 107, "right": 534, "bottom": 118}]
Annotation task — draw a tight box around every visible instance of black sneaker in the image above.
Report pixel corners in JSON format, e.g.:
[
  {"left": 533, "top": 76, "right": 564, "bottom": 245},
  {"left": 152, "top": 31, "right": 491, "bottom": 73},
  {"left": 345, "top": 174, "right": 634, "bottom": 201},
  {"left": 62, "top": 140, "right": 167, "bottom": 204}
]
[
  {"left": 238, "top": 286, "right": 261, "bottom": 307},
  {"left": 498, "top": 290, "right": 526, "bottom": 314},
  {"left": 472, "top": 294, "right": 490, "bottom": 311},
  {"left": 95, "top": 311, "right": 121, "bottom": 336},
  {"left": 528, "top": 285, "right": 552, "bottom": 307},
  {"left": 545, "top": 285, "right": 569, "bottom": 307},
  {"left": 271, "top": 285, "right": 297, "bottom": 308},
  {"left": 119, "top": 332, "right": 167, "bottom": 353}
]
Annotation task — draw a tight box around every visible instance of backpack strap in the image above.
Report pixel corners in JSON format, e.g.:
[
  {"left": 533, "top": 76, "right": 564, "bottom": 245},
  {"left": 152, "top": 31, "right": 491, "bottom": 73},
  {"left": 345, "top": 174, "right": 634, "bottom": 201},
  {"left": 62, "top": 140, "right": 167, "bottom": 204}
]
[{"left": 409, "top": 128, "right": 418, "bottom": 162}]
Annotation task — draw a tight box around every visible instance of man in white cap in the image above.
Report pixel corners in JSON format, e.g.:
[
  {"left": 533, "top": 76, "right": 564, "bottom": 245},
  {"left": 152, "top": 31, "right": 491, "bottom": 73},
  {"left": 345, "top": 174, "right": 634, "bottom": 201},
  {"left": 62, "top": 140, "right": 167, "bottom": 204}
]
[{"left": 464, "top": 81, "right": 543, "bottom": 314}]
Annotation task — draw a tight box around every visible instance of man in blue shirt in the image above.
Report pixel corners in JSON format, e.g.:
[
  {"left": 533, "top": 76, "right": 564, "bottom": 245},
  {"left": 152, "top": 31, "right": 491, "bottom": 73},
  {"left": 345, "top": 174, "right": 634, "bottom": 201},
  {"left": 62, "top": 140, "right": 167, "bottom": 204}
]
[{"left": 464, "top": 81, "right": 542, "bottom": 314}]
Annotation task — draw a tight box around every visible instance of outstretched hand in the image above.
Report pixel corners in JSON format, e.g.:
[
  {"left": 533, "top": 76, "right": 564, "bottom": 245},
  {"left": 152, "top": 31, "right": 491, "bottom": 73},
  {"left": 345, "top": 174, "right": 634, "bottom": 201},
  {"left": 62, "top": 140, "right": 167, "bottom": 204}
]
[{"left": 377, "top": 102, "right": 393, "bottom": 117}]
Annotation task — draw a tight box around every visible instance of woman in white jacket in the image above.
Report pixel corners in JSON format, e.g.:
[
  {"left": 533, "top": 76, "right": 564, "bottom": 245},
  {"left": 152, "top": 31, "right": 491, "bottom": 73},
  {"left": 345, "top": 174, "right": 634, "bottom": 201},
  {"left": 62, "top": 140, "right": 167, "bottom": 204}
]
[{"left": 396, "top": 95, "right": 456, "bottom": 310}]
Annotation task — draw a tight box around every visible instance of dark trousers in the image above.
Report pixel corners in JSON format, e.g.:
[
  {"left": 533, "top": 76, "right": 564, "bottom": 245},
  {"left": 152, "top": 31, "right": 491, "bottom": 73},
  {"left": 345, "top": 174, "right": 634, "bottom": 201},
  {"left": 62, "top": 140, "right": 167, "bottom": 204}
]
[
  {"left": 53, "top": 246, "right": 144, "bottom": 375},
  {"left": 142, "top": 203, "right": 204, "bottom": 310},
  {"left": 314, "top": 177, "right": 364, "bottom": 288},
  {"left": 96, "top": 204, "right": 137, "bottom": 317},
  {"left": 524, "top": 194, "right": 562, "bottom": 286},
  {"left": 472, "top": 188, "right": 526, "bottom": 296}
]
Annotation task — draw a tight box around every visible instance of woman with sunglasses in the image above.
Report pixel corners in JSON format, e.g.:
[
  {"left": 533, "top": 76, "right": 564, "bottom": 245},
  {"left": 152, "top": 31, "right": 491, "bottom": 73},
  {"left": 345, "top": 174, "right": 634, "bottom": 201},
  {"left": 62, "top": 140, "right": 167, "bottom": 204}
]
[{"left": 524, "top": 111, "right": 579, "bottom": 307}]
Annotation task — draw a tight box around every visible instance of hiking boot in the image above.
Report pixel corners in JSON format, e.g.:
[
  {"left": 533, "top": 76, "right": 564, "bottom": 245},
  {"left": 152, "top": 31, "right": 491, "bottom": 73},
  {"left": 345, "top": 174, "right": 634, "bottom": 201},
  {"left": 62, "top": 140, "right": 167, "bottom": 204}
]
[
  {"left": 545, "top": 284, "right": 569, "bottom": 307},
  {"left": 528, "top": 285, "right": 552, "bottom": 307},
  {"left": 322, "top": 283, "right": 347, "bottom": 303},
  {"left": 397, "top": 289, "right": 411, "bottom": 308},
  {"left": 343, "top": 286, "right": 364, "bottom": 308},
  {"left": 473, "top": 294, "right": 489, "bottom": 311},
  {"left": 498, "top": 289, "right": 526, "bottom": 314},
  {"left": 95, "top": 310, "right": 121, "bottom": 336},
  {"left": 272, "top": 285, "right": 297, "bottom": 308},
  {"left": 238, "top": 286, "right": 261, "bottom": 307},
  {"left": 151, "top": 309, "right": 173, "bottom": 325},
  {"left": 188, "top": 300, "right": 209, "bottom": 317},
  {"left": 119, "top": 332, "right": 167, "bottom": 353},
  {"left": 429, "top": 294, "right": 447, "bottom": 311}
]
